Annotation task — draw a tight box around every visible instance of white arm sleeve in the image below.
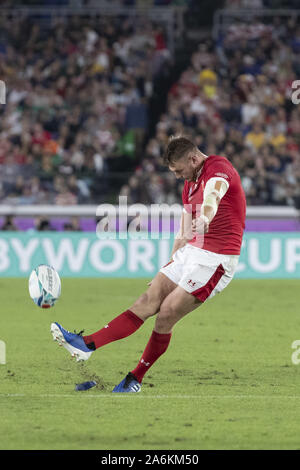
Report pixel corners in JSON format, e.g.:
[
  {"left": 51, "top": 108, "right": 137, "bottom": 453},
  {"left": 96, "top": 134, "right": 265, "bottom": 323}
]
[
  {"left": 201, "top": 177, "right": 230, "bottom": 218},
  {"left": 203, "top": 177, "right": 229, "bottom": 200}
]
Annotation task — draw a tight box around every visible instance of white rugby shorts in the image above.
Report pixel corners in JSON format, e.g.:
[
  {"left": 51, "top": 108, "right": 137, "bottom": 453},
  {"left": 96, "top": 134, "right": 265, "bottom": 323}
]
[{"left": 159, "top": 244, "right": 239, "bottom": 302}]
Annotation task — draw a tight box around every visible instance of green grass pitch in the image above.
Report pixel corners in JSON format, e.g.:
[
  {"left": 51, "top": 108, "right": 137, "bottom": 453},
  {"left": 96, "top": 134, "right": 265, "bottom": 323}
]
[{"left": 0, "top": 278, "right": 300, "bottom": 450}]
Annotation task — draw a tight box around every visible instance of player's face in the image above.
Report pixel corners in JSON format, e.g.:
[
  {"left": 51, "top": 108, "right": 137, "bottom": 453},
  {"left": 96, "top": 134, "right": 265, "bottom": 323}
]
[{"left": 169, "top": 154, "right": 199, "bottom": 182}]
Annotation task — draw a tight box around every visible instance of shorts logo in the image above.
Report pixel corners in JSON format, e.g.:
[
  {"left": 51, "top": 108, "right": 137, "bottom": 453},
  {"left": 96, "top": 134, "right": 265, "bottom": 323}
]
[{"left": 187, "top": 279, "right": 196, "bottom": 287}]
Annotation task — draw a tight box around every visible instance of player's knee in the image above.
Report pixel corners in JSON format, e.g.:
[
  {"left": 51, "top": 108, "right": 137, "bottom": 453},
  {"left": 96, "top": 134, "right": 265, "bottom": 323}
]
[
  {"left": 131, "top": 292, "right": 159, "bottom": 320},
  {"left": 155, "top": 304, "right": 177, "bottom": 331}
]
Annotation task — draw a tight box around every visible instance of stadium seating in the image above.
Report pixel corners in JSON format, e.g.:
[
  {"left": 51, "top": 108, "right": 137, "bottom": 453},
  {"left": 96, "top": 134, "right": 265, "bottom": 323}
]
[
  {"left": 0, "top": 12, "right": 172, "bottom": 208},
  {"left": 128, "top": 13, "right": 300, "bottom": 206},
  {"left": 0, "top": 3, "right": 299, "bottom": 233}
]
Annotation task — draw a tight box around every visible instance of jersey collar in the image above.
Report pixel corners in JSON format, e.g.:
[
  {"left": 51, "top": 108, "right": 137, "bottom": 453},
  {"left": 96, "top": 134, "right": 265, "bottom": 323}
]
[{"left": 195, "top": 156, "right": 208, "bottom": 182}]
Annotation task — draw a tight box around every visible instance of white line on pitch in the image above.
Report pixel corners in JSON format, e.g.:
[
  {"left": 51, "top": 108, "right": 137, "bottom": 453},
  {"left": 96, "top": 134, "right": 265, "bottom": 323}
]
[{"left": 1, "top": 393, "right": 300, "bottom": 399}]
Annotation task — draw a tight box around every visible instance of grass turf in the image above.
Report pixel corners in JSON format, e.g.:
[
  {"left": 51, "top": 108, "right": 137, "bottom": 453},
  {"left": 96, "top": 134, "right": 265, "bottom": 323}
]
[{"left": 0, "top": 278, "right": 299, "bottom": 450}]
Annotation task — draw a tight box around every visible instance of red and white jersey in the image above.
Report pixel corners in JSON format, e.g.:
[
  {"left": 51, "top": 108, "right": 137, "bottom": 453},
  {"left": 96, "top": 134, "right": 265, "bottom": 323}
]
[{"left": 182, "top": 155, "right": 246, "bottom": 255}]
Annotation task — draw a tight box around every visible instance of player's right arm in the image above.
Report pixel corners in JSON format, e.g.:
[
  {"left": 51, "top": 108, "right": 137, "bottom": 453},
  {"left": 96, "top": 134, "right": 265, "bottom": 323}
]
[
  {"left": 191, "top": 177, "right": 229, "bottom": 235},
  {"left": 170, "top": 209, "right": 192, "bottom": 257},
  {"left": 148, "top": 210, "right": 190, "bottom": 287}
]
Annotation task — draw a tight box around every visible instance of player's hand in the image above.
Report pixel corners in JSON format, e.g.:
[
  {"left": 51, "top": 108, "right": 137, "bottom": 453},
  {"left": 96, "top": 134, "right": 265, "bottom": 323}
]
[{"left": 191, "top": 215, "right": 209, "bottom": 235}]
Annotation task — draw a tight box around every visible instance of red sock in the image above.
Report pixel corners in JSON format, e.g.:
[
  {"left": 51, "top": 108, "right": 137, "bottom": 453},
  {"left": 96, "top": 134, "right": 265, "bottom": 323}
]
[
  {"left": 83, "top": 309, "right": 144, "bottom": 350},
  {"left": 131, "top": 330, "right": 172, "bottom": 383}
]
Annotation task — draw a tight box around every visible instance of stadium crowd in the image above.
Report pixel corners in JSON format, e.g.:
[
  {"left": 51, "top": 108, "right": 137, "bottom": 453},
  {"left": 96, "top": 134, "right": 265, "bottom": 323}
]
[
  {"left": 0, "top": 7, "right": 300, "bottom": 215},
  {"left": 0, "top": 13, "right": 171, "bottom": 206},
  {"left": 123, "top": 14, "right": 300, "bottom": 206}
]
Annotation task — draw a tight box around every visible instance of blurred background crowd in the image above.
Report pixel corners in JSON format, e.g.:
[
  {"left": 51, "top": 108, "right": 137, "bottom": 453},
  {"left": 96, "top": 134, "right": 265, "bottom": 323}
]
[
  {"left": 123, "top": 13, "right": 300, "bottom": 207},
  {"left": 0, "top": 11, "right": 172, "bottom": 206},
  {"left": 0, "top": 0, "right": 300, "bottom": 231}
]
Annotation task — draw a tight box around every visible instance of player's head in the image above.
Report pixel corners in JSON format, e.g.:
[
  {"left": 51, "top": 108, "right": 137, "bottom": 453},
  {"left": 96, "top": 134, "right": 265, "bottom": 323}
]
[{"left": 163, "top": 135, "right": 206, "bottom": 182}]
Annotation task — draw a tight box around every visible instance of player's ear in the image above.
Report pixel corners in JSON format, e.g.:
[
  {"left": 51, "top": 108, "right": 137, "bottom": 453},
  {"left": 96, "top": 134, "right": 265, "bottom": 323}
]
[{"left": 189, "top": 153, "right": 197, "bottom": 166}]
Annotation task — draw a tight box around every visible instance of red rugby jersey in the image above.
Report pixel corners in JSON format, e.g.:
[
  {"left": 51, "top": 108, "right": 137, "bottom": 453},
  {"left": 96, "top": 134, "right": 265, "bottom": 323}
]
[{"left": 182, "top": 155, "right": 246, "bottom": 255}]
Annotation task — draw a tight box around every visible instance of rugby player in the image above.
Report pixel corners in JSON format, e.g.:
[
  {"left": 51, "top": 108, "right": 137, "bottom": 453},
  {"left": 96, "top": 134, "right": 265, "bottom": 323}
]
[{"left": 51, "top": 136, "right": 246, "bottom": 393}]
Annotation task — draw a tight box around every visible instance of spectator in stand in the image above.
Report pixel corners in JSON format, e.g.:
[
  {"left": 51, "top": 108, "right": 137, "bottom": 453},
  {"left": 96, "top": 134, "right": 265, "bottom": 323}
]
[
  {"left": 127, "top": 13, "right": 300, "bottom": 207},
  {"left": 245, "top": 123, "right": 267, "bottom": 150},
  {"left": 34, "top": 217, "right": 56, "bottom": 231},
  {"left": 0, "top": 215, "right": 18, "bottom": 231},
  {"left": 0, "top": 9, "right": 299, "bottom": 210},
  {"left": 63, "top": 216, "right": 82, "bottom": 231},
  {"left": 0, "top": 13, "right": 171, "bottom": 206}
]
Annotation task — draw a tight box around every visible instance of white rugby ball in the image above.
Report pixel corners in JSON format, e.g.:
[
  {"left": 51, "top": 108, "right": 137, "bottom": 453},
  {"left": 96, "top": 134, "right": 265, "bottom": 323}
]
[{"left": 29, "top": 264, "right": 61, "bottom": 308}]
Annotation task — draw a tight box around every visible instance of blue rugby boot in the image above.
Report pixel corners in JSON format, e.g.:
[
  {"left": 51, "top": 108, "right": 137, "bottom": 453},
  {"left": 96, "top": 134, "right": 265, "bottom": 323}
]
[
  {"left": 75, "top": 381, "right": 97, "bottom": 391},
  {"left": 112, "top": 372, "right": 141, "bottom": 393},
  {"left": 50, "top": 322, "right": 93, "bottom": 362}
]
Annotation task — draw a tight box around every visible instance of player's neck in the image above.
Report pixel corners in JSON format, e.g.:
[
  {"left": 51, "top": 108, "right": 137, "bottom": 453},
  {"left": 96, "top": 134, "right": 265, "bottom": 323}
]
[{"left": 193, "top": 154, "right": 208, "bottom": 182}]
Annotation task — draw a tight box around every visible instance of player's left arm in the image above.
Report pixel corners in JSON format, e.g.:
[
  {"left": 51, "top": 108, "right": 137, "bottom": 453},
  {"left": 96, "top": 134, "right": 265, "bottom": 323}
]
[{"left": 192, "top": 177, "right": 229, "bottom": 234}]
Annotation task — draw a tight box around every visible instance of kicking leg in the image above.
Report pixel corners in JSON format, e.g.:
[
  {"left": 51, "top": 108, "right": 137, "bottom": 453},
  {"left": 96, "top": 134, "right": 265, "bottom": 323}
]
[
  {"left": 154, "top": 285, "right": 202, "bottom": 334},
  {"left": 51, "top": 273, "right": 177, "bottom": 360},
  {"left": 113, "top": 286, "right": 202, "bottom": 391},
  {"left": 130, "top": 286, "right": 202, "bottom": 384},
  {"left": 82, "top": 272, "right": 177, "bottom": 350}
]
